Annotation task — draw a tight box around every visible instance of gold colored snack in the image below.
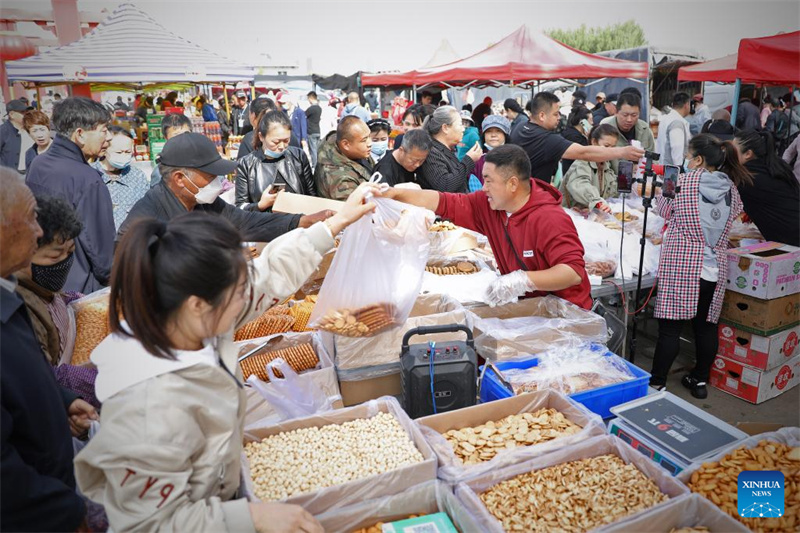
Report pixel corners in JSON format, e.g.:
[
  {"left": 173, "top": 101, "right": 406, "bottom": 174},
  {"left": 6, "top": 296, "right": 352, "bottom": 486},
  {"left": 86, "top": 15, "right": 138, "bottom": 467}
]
[
  {"left": 443, "top": 409, "right": 582, "bottom": 465},
  {"left": 585, "top": 260, "right": 616, "bottom": 278},
  {"left": 317, "top": 303, "right": 398, "bottom": 337},
  {"left": 425, "top": 260, "right": 479, "bottom": 275},
  {"left": 429, "top": 221, "right": 457, "bottom": 232},
  {"left": 614, "top": 211, "right": 637, "bottom": 222},
  {"left": 479, "top": 454, "right": 667, "bottom": 532},
  {"left": 72, "top": 299, "right": 111, "bottom": 366},
  {"left": 239, "top": 343, "right": 319, "bottom": 382},
  {"left": 688, "top": 440, "right": 800, "bottom": 532},
  {"left": 234, "top": 314, "right": 295, "bottom": 342}
]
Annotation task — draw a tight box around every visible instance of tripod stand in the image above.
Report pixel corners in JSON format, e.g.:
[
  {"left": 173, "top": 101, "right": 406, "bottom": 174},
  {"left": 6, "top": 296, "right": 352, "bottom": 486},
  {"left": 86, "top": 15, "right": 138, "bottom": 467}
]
[{"left": 627, "top": 151, "right": 661, "bottom": 364}]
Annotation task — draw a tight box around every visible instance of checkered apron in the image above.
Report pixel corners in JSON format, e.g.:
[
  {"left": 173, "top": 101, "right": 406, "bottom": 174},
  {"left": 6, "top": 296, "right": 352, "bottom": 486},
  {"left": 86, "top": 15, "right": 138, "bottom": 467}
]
[{"left": 654, "top": 169, "right": 743, "bottom": 322}]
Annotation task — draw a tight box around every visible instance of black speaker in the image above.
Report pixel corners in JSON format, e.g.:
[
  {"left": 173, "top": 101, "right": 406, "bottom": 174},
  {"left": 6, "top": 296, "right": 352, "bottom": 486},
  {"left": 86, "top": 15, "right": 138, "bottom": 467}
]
[{"left": 400, "top": 324, "right": 477, "bottom": 419}]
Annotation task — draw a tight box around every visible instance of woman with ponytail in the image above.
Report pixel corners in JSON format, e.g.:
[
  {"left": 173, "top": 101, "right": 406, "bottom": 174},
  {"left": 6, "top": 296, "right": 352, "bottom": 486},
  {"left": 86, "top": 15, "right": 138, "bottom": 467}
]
[
  {"left": 650, "top": 134, "right": 752, "bottom": 398},
  {"left": 74, "top": 183, "right": 381, "bottom": 533},
  {"left": 734, "top": 129, "right": 800, "bottom": 246},
  {"left": 416, "top": 105, "right": 483, "bottom": 192}
]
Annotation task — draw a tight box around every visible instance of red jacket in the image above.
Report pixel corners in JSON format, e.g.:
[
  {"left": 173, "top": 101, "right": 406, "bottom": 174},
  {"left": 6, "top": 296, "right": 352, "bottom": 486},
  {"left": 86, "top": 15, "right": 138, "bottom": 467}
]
[{"left": 437, "top": 179, "right": 592, "bottom": 309}]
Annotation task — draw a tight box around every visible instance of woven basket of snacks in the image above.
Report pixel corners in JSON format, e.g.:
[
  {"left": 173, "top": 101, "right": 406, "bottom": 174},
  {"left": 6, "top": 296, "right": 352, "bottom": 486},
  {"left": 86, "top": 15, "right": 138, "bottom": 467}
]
[
  {"left": 239, "top": 342, "right": 319, "bottom": 381},
  {"left": 234, "top": 313, "right": 295, "bottom": 342}
]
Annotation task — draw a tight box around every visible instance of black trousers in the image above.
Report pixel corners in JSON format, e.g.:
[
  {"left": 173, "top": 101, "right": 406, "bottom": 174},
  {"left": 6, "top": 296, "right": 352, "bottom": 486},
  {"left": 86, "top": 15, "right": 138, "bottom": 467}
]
[{"left": 650, "top": 279, "right": 718, "bottom": 386}]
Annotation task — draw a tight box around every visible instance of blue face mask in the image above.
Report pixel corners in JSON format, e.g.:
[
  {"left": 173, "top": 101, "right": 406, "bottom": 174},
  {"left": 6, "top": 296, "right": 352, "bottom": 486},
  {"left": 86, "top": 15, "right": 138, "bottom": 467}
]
[
  {"left": 370, "top": 141, "right": 388, "bottom": 157},
  {"left": 263, "top": 147, "right": 285, "bottom": 159}
]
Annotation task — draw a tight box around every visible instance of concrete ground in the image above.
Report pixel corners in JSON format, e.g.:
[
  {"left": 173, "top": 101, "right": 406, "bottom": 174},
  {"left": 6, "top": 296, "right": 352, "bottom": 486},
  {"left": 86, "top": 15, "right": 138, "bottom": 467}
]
[{"left": 632, "top": 316, "right": 800, "bottom": 428}]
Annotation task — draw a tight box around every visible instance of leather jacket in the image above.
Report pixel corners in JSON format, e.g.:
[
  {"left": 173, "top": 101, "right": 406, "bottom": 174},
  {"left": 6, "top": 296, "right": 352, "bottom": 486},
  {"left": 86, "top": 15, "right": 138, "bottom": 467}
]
[{"left": 235, "top": 147, "right": 316, "bottom": 211}]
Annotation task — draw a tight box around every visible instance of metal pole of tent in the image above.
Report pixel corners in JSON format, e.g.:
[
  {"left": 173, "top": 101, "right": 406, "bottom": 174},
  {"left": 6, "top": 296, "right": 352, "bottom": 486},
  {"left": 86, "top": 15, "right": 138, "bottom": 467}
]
[
  {"left": 223, "top": 81, "right": 230, "bottom": 117},
  {"left": 730, "top": 79, "right": 741, "bottom": 127},
  {"left": 412, "top": 84, "right": 417, "bottom": 104},
  {"left": 791, "top": 85, "right": 796, "bottom": 136}
]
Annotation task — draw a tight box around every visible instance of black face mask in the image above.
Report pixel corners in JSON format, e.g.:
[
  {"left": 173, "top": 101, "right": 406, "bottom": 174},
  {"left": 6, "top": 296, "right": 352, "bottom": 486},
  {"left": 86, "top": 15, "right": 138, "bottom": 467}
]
[{"left": 31, "top": 253, "right": 74, "bottom": 292}]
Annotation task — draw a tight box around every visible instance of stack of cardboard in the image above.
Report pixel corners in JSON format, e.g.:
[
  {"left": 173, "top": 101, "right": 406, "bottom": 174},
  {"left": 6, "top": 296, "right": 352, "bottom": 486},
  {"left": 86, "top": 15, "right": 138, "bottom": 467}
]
[{"left": 710, "top": 242, "right": 800, "bottom": 403}]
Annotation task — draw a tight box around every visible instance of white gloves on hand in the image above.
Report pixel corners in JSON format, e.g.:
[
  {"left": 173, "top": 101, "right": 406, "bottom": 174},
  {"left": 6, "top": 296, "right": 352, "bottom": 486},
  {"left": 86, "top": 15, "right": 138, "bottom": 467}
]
[{"left": 485, "top": 270, "right": 536, "bottom": 307}]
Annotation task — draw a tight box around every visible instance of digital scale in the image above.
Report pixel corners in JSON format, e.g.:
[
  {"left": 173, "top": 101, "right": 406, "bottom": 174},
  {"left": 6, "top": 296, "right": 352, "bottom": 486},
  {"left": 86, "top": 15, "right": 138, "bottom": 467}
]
[{"left": 608, "top": 391, "right": 748, "bottom": 475}]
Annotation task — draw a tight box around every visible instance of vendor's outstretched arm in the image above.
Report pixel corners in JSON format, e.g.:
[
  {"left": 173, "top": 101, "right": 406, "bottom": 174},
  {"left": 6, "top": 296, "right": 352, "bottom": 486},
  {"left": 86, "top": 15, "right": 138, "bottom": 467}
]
[
  {"left": 526, "top": 264, "right": 582, "bottom": 291},
  {"left": 386, "top": 188, "right": 440, "bottom": 212},
  {"left": 563, "top": 143, "right": 644, "bottom": 164}
]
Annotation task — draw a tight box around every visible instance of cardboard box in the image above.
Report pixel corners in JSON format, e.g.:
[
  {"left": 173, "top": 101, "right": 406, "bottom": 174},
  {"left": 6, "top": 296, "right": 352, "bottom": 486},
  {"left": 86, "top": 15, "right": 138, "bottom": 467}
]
[
  {"left": 454, "top": 435, "right": 689, "bottom": 533},
  {"left": 720, "top": 290, "right": 800, "bottom": 335},
  {"left": 315, "top": 481, "right": 482, "bottom": 532},
  {"left": 417, "top": 391, "right": 605, "bottom": 485},
  {"left": 240, "top": 332, "right": 342, "bottom": 430},
  {"left": 467, "top": 295, "right": 608, "bottom": 361},
  {"left": 709, "top": 353, "right": 800, "bottom": 404},
  {"left": 718, "top": 322, "right": 800, "bottom": 371},
  {"left": 337, "top": 370, "right": 402, "bottom": 407},
  {"left": 726, "top": 242, "right": 800, "bottom": 299},
  {"left": 273, "top": 191, "right": 344, "bottom": 214},
  {"left": 598, "top": 493, "right": 749, "bottom": 533},
  {"left": 242, "top": 397, "right": 437, "bottom": 516},
  {"left": 735, "top": 422, "right": 786, "bottom": 436}
]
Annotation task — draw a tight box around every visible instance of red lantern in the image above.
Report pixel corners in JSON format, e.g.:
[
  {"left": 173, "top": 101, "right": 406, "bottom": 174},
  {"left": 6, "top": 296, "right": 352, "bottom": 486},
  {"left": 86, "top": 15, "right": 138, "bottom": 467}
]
[{"left": 0, "top": 32, "right": 36, "bottom": 61}]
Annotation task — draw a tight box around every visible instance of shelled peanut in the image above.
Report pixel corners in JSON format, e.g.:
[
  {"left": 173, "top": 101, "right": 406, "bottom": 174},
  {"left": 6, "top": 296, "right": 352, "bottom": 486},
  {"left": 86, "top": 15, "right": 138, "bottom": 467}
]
[
  {"left": 479, "top": 454, "right": 667, "bottom": 532},
  {"left": 245, "top": 412, "right": 424, "bottom": 501},
  {"left": 443, "top": 409, "right": 582, "bottom": 465},
  {"left": 688, "top": 440, "right": 800, "bottom": 532}
]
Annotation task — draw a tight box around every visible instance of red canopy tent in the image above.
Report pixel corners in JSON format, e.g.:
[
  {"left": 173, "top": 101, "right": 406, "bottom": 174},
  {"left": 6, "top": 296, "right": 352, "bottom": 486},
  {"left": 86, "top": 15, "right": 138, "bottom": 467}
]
[
  {"left": 737, "top": 30, "right": 800, "bottom": 86},
  {"left": 362, "top": 25, "right": 648, "bottom": 88},
  {"left": 677, "top": 54, "right": 738, "bottom": 83}
]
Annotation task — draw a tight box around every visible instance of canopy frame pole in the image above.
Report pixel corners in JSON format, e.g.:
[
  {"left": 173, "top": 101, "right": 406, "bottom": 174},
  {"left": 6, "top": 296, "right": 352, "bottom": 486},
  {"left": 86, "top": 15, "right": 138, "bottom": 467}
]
[
  {"left": 412, "top": 84, "right": 416, "bottom": 104},
  {"left": 730, "top": 78, "right": 742, "bottom": 127},
  {"left": 791, "top": 85, "right": 796, "bottom": 137}
]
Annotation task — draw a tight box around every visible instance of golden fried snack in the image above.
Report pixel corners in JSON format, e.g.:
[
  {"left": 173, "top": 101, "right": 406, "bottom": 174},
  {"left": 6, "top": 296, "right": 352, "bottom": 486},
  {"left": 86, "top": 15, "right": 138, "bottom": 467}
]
[
  {"left": 239, "top": 343, "right": 319, "bottom": 382},
  {"left": 72, "top": 299, "right": 110, "bottom": 366},
  {"left": 317, "top": 303, "right": 398, "bottom": 337},
  {"left": 234, "top": 314, "right": 295, "bottom": 342}
]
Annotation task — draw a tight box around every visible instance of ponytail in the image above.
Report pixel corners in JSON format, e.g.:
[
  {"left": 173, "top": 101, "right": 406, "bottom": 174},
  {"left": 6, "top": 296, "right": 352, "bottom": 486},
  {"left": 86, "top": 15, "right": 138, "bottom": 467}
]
[
  {"left": 688, "top": 133, "right": 753, "bottom": 188},
  {"left": 423, "top": 105, "right": 459, "bottom": 136},
  {"left": 110, "top": 213, "right": 249, "bottom": 359},
  {"left": 719, "top": 140, "right": 753, "bottom": 188},
  {"left": 734, "top": 129, "right": 798, "bottom": 190}
]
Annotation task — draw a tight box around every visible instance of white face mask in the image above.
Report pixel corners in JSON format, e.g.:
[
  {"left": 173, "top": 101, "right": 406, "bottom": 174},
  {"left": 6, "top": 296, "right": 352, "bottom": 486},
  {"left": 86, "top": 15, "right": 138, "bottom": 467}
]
[
  {"left": 185, "top": 174, "right": 224, "bottom": 204},
  {"left": 108, "top": 152, "right": 132, "bottom": 170}
]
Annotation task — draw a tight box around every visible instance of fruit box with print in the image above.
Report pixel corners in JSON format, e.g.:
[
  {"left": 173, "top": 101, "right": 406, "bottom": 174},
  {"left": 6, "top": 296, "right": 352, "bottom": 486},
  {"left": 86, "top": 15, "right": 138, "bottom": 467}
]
[
  {"left": 709, "top": 353, "right": 800, "bottom": 404},
  {"left": 717, "top": 322, "right": 800, "bottom": 371},
  {"left": 726, "top": 242, "right": 800, "bottom": 300}
]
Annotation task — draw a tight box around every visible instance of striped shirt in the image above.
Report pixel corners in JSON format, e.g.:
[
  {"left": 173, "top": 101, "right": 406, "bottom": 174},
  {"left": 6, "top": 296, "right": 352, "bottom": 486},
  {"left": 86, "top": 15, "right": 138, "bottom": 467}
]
[{"left": 416, "top": 139, "right": 474, "bottom": 193}]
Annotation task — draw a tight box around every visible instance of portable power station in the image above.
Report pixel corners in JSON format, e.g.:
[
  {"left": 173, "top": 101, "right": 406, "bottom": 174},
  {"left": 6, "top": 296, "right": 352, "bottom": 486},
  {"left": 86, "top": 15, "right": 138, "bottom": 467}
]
[{"left": 400, "top": 324, "right": 478, "bottom": 419}]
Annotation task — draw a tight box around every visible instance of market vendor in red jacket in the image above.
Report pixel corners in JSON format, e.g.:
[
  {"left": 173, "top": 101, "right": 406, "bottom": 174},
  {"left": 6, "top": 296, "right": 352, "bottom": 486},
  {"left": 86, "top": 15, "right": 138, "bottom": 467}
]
[{"left": 387, "top": 144, "right": 591, "bottom": 309}]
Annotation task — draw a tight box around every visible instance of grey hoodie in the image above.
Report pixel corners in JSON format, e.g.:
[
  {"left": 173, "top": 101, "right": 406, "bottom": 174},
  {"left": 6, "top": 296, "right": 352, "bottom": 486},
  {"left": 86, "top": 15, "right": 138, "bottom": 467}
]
[{"left": 698, "top": 169, "right": 733, "bottom": 281}]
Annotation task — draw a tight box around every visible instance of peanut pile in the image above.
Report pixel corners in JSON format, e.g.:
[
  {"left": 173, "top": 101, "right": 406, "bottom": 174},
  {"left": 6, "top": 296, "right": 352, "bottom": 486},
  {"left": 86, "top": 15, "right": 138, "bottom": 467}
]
[
  {"left": 443, "top": 409, "right": 582, "bottom": 465},
  {"left": 688, "top": 440, "right": 800, "bottom": 532},
  {"left": 245, "top": 412, "right": 424, "bottom": 501},
  {"left": 479, "top": 454, "right": 667, "bottom": 532}
]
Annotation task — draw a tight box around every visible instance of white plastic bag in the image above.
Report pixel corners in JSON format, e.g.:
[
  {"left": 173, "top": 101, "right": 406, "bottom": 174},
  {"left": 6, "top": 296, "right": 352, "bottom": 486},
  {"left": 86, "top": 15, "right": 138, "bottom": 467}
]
[
  {"left": 309, "top": 197, "right": 434, "bottom": 337},
  {"left": 246, "top": 358, "right": 334, "bottom": 421}
]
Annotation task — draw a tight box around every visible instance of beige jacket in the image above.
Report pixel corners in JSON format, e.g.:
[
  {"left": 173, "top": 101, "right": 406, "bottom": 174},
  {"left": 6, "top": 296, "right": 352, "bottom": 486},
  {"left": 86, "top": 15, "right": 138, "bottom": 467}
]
[
  {"left": 600, "top": 116, "right": 656, "bottom": 174},
  {"left": 560, "top": 159, "right": 618, "bottom": 210},
  {"left": 74, "top": 222, "right": 334, "bottom": 533}
]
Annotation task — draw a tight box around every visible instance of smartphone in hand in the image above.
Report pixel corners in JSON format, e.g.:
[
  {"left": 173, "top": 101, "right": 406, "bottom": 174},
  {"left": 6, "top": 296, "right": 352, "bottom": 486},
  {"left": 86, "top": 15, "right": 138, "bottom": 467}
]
[
  {"left": 617, "top": 160, "right": 634, "bottom": 193},
  {"left": 662, "top": 165, "right": 679, "bottom": 199},
  {"left": 269, "top": 183, "right": 286, "bottom": 195}
]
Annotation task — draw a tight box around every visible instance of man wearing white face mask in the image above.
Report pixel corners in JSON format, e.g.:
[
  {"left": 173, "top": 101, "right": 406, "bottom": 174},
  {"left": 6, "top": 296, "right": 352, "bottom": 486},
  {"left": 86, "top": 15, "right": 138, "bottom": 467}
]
[
  {"left": 118, "top": 133, "right": 327, "bottom": 242},
  {"left": 92, "top": 127, "right": 150, "bottom": 231}
]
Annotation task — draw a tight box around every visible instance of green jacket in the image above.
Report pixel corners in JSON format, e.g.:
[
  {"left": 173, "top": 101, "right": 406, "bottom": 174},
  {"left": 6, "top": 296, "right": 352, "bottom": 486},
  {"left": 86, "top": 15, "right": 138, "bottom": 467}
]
[
  {"left": 560, "top": 159, "right": 618, "bottom": 210},
  {"left": 600, "top": 116, "right": 655, "bottom": 174},
  {"left": 314, "top": 134, "right": 373, "bottom": 200}
]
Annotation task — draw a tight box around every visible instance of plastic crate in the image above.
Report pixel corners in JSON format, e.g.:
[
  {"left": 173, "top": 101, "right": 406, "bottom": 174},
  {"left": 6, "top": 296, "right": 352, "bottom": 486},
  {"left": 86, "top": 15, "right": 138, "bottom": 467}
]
[{"left": 478, "top": 345, "right": 650, "bottom": 418}]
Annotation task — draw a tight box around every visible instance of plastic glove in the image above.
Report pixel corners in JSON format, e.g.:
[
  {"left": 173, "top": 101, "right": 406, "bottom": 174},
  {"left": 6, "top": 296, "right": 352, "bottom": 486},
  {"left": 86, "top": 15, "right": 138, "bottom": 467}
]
[{"left": 485, "top": 270, "right": 536, "bottom": 307}]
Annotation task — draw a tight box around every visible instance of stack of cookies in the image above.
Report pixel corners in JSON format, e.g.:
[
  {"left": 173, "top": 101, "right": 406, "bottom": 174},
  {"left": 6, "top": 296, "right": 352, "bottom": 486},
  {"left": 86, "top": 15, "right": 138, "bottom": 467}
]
[
  {"left": 239, "top": 342, "right": 319, "bottom": 381},
  {"left": 317, "top": 303, "right": 397, "bottom": 337},
  {"left": 425, "top": 261, "right": 479, "bottom": 276},
  {"left": 234, "top": 313, "right": 295, "bottom": 342}
]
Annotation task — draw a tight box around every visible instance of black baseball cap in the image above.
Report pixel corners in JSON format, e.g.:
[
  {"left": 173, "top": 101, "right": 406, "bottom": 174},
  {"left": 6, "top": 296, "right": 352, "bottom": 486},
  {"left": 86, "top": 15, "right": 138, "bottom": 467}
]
[
  {"left": 158, "top": 133, "right": 237, "bottom": 175},
  {"left": 6, "top": 99, "right": 27, "bottom": 113},
  {"left": 606, "top": 93, "right": 619, "bottom": 106}
]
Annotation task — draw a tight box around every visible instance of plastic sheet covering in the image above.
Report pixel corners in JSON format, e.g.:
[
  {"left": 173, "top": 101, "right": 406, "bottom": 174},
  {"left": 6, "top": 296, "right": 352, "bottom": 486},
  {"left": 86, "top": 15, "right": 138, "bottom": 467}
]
[
  {"left": 419, "top": 260, "right": 499, "bottom": 305},
  {"left": 314, "top": 481, "right": 483, "bottom": 532},
  {"left": 309, "top": 197, "right": 434, "bottom": 336},
  {"left": 246, "top": 359, "right": 335, "bottom": 422},
  {"left": 454, "top": 435, "right": 689, "bottom": 533},
  {"left": 329, "top": 294, "right": 470, "bottom": 380},
  {"left": 499, "top": 343, "right": 636, "bottom": 396},
  {"left": 241, "top": 332, "right": 340, "bottom": 430},
  {"left": 418, "top": 390, "right": 605, "bottom": 486},
  {"left": 597, "top": 493, "right": 750, "bottom": 532},
  {"left": 468, "top": 296, "right": 608, "bottom": 361},
  {"left": 240, "top": 396, "right": 437, "bottom": 516},
  {"left": 677, "top": 427, "right": 800, "bottom": 485}
]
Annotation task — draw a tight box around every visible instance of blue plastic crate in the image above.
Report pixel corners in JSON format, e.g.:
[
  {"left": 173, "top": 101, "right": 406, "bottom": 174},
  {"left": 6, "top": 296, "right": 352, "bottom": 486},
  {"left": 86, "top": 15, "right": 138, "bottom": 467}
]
[{"left": 479, "top": 345, "right": 651, "bottom": 418}]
